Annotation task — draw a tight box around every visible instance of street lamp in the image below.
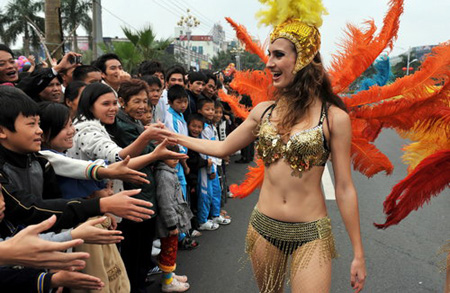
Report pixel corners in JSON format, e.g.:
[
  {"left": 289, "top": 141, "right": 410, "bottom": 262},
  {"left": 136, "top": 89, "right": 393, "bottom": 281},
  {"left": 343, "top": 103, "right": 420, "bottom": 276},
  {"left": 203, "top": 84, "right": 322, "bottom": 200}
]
[
  {"left": 230, "top": 45, "right": 244, "bottom": 71},
  {"left": 177, "top": 9, "right": 200, "bottom": 70},
  {"left": 405, "top": 47, "right": 418, "bottom": 76}
]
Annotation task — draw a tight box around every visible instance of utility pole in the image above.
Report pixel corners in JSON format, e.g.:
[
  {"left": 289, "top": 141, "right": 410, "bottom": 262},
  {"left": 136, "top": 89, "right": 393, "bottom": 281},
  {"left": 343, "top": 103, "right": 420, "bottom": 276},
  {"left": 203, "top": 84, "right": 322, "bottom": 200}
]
[{"left": 92, "top": 0, "right": 103, "bottom": 59}]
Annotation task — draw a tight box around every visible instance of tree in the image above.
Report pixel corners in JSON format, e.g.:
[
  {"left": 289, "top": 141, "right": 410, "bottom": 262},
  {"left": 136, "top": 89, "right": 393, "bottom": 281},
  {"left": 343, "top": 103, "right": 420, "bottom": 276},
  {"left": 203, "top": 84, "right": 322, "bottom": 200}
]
[
  {"left": 122, "top": 25, "right": 172, "bottom": 61},
  {"left": 45, "top": 0, "right": 63, "bottom": 59},
  {"left": 211, "top": 49, "right": 265, "bottom": 71},
  {"left": 101, "top": 26, "right": 174, "bottom": 73},
  {"left": 60, "top": 0, "right": 92, "bottom": 52},
  {"left": 0, "top": 0, "right": 44, "bottom": 55}
]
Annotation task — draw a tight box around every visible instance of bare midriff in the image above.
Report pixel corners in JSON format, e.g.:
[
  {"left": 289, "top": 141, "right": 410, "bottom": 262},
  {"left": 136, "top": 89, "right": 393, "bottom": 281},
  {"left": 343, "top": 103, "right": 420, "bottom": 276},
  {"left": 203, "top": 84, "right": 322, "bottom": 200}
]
[{"left": 257, "top": 159, "right": 328, "bottom": 223}]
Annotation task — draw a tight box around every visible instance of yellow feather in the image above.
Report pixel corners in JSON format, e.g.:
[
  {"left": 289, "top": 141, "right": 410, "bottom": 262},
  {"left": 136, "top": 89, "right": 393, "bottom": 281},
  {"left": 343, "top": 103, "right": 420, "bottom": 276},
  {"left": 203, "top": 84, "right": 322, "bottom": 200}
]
[{"left": 256, "top": 0, "right": 328, "bottom": 28}]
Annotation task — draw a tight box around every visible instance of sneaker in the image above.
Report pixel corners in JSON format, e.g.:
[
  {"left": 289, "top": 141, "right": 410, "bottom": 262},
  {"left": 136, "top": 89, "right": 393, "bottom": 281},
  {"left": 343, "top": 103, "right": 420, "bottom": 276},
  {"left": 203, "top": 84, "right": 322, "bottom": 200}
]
[
  {"left": 153, "top": 239, "right": 161, "bottom": 248},
  {"left": 190, "top": 229, "right": 202, "bottom": 237},
  {"left": 173, "top": 273, "right": 188, "bottom": 283},
  {"left": 146, "top": 266, "right": 162, "bottom": 277},
  {"left": 198, "top": 220, "right": 219, "bottom": 231},
  {"left": 151, "top": 246, "right": 161, "bottom": 257},
  {"left": 178, "top": 237, "right": 199, "bottom": 250},
  {"left": 161, "top": 278, "right": 190, "bottom": 292},
  {"left": 213, "top": 215, "right": 231, "bottom": 225}
]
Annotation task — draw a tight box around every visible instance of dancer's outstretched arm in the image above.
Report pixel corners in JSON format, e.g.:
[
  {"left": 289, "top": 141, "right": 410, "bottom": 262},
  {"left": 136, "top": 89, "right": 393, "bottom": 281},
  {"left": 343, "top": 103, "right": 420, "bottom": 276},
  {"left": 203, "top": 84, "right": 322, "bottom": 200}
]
[{"left": 175, "top": 101, "right": 273, "bottom": 158}]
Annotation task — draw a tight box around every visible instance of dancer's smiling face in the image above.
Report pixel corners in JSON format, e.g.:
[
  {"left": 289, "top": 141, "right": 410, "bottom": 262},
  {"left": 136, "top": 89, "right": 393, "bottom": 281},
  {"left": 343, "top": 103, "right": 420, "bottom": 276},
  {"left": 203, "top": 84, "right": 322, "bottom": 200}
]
[{"left": 266, "top": 38, "right": 297, "bottom": 89}]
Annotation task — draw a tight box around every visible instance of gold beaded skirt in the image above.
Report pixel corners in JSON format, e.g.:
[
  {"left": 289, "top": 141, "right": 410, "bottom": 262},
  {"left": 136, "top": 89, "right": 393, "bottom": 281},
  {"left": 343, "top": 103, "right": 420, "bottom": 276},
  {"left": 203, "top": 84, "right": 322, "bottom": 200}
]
[{"left": 245, "top": 206, "right": 337, "bottom": 292}]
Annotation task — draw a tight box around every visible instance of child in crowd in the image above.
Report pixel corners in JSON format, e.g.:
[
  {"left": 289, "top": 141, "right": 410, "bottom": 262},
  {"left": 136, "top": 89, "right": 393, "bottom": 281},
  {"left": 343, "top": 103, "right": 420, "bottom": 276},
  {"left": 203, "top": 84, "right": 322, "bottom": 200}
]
[
  {"left": 64, "top": 81, "right": 86, "bottom": 119},
  {"left": 164, "top": 84, "right": 199, "bottom": 249},
  {"left": 213, "top": 100, "right": 233, "bottom": 215},
  {"left": 186, "top": 114, "right": 212, "bottom": 234},
  {"left": 164, "top": 84, "right": 189, "bottom": 199},
  {"left": 140, "top": 75, "right": 162, "bottom": 124},
  {"left": 155, "top": 145, "right": 193, "bottom": 292},
  {"left": 196, "top": 98, "right": 231, "bottom": 231},
  {"left": 141, "top": 103, "right": 153, "bottom": 126}
]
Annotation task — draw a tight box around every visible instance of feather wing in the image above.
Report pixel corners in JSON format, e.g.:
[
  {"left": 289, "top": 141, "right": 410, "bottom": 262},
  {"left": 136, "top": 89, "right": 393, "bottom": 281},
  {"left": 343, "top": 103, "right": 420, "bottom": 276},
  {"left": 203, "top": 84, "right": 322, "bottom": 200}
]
[
  {"left": 329, "top": 0, "right": 404, "bottom": 94},
  {"left": 374, "top": 150, "right": 450, "bottom": 229}
]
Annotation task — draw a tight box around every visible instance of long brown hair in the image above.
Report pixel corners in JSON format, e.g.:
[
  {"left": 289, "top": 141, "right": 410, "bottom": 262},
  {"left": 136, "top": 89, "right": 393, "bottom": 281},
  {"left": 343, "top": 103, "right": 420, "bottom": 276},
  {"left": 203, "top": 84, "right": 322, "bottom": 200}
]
[{"left": 273, "top": 52, "right": 346, "bottom": 136}]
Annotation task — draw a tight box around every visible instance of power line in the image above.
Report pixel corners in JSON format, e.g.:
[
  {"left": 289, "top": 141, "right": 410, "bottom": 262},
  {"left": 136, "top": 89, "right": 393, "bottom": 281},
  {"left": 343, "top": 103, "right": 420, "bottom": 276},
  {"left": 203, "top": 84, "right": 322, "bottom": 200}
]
[{"left": 99, "top": 3, "right": 139, "bottom": 31}]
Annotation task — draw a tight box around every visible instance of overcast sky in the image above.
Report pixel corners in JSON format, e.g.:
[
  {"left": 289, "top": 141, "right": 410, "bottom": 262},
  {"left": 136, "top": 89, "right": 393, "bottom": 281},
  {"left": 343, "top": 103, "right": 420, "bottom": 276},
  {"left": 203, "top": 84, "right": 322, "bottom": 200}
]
[{"left": 1, "top": 0, "right": 449, "bottom": 66}]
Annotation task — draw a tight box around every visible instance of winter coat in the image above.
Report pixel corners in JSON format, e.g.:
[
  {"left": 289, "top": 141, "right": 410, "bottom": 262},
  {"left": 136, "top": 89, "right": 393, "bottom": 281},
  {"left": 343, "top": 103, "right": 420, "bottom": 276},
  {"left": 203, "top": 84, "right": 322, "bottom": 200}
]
[
  {"left": 68, "top": 117, "right": 124, "bottom": 193},
  {"left": 112, "top": 110, "right": 157, "bottom": 215},
  {"left": 154, "top": 162, "right": 193, "bottom": 238}
]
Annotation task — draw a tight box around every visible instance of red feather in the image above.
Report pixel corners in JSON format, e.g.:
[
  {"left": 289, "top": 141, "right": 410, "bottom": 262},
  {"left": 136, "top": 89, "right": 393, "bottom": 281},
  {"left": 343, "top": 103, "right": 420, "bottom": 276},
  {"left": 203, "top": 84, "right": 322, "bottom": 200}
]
[
  {"left": 374, "top": 150, "right": 450, "bottom": 229},
  {"left": 351, "top": 137, "right": 394, "bottom": 177},
  {"left": 229, "top": 159, "right": 265, "bottom": 198},
  {"left": 225, "top": 17, "right": 268, "bottom": 64},
  {"left": 329, "top": 0, "right": 404, "bottom": 94}
]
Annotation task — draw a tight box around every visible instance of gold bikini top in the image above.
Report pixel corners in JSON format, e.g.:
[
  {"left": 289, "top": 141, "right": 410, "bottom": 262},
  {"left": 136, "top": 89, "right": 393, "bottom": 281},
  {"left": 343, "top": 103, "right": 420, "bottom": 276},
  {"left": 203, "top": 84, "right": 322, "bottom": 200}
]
[{"left": 256, "top": 103, "right": 330, "bottom": 177}]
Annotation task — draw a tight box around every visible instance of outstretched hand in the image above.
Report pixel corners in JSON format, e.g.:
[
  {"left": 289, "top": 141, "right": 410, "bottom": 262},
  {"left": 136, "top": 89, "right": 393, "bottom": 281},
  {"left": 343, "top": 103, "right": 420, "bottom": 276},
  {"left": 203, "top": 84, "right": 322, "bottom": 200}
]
[
  {"left": 71, "top": 217, "right": 123, "bottom": 245},
  {"left": 51, "top": 270, "right": 104, "bottom": 291},
  {"left": 1, "top": 215, "right": 89, "bottom": 269},
  {"left": 350, "top": 257, "right": 367, "bottom": 293},
  {"left": 153, "top": 138, "right": 188, "bottom": 161},
  {"left": 143, "top": 122, "right": 176, "bottom": 143},
  {"left": 100, "top": 156, "right": 149, "bottom": 184},
  {"left": 100, "top": 189, "right": 154, "bottom": 222}
]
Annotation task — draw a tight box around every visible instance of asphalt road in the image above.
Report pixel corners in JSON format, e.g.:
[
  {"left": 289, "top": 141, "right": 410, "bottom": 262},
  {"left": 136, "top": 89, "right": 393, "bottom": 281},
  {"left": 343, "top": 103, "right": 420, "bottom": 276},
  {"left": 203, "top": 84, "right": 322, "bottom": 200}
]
[{"left": 147, "top": 128, "right": 449, "bottom": 292}]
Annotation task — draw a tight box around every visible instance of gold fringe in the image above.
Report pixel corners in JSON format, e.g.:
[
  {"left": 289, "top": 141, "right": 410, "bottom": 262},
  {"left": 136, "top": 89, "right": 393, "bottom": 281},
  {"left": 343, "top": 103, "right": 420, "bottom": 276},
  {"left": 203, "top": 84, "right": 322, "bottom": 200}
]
[{"left": 245, "top": 207, "right": 337, "bottom": 292}]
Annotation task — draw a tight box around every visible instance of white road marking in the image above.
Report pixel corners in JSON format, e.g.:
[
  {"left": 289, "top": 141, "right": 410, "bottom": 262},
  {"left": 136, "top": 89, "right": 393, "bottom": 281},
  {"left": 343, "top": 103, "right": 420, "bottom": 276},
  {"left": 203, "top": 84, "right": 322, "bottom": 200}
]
[{"left": 322, "top": 164, "right": 336, "bottom": 200}]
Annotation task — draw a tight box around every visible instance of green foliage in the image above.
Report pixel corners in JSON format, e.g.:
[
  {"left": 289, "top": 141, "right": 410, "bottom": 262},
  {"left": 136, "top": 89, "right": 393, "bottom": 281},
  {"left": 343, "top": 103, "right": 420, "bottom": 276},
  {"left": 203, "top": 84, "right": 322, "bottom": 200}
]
[
  {"left": 391, "top": 53, "right": 422, "bottom": 80},
  {"left": 0, "top": 0, "right": 44, "bottom": 55},
  {"left": 211, "top": 49, "right": 266, "bottom": 71},
  {"left": 60, "top": 0, "right": 92, "bottom": 51},
  {"left": 122, "top": 25, "right": 172, "bottom": 61},
  {"left": 100, "top": 25, "right": 175, "bottom": 73}
]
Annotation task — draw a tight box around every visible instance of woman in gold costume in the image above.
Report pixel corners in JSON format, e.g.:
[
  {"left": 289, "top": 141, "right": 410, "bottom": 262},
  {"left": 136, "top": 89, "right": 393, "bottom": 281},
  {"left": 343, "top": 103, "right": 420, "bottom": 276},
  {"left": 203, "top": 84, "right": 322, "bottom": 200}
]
[{"left": 172, "top": 1, "right": 367, "bottom": 292}]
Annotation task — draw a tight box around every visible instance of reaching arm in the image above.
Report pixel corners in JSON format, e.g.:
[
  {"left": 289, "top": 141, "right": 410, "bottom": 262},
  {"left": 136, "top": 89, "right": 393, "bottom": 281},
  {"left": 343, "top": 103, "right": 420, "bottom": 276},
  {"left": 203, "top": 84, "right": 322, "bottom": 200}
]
[
  {"left": 329, "top": 107, "right": 366, "bottom": 293},
  {"left": 118, "top": 122, "right": 173, "bottom": 159},
  {"left": 175, "top": 101, "right": 272, "bottom": 158}
]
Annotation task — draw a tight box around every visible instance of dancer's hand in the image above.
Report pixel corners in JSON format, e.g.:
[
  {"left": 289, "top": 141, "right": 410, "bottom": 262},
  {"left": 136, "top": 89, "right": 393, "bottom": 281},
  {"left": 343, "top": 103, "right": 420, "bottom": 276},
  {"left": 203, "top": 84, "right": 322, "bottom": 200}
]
[{"left": 350, "top": 256, "right": 366, "bottom": 292}]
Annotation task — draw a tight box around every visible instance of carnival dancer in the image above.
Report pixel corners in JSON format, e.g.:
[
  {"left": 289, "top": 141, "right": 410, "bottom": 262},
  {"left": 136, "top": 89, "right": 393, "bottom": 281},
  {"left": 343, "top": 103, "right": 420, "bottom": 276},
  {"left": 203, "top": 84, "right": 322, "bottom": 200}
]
[{"left": 170, "top": 0, "right": 366, "bottom": 291}]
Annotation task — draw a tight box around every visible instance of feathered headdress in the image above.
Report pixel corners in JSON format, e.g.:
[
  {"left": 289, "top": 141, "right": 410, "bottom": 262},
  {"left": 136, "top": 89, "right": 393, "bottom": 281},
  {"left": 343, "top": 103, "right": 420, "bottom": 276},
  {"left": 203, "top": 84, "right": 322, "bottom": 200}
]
[{"left": 256, "top": 0, "right": 328, "bottom": 74}]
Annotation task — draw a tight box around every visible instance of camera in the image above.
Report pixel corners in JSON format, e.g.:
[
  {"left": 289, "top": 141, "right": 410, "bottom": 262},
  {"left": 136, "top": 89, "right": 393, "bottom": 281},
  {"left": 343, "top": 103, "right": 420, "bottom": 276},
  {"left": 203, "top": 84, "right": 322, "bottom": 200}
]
[{"left": 69, "top": 55, "right": 82, "bottom": 64}]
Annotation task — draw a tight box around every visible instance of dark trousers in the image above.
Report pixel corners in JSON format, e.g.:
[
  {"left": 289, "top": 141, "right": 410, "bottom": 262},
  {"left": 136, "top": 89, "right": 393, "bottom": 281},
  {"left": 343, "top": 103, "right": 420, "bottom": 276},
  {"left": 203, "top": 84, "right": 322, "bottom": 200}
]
[{"left": 118, "top": 217, "right": 156, "bottom": 293}]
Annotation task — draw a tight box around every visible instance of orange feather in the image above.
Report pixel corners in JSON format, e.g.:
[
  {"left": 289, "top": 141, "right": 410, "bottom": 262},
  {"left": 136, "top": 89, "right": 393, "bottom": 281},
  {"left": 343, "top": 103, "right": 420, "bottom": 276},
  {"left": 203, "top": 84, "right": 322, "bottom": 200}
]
[
  {"left": 225, "top": 17, "right": 269, "bottom": 64},
  {"left": 351, "top": 137, "right": 394, "bottom": 177},
  {"left": 217, "top": 89, "right": 249, "bottom": 119},
  {"left": 374, "top": 149, "right": 450, "bottom": 229},
  {"left": 229, "top": 70, "right": 274, "bottom": 106},
  {"left": 344, "top": 42, "right": 450, "bottom": 109},
  {"left": 329, "top": 0, "right": 404, "bottom": 94},
  {"left": 229, "top": 159, "right": 265, "bottom": 198}
]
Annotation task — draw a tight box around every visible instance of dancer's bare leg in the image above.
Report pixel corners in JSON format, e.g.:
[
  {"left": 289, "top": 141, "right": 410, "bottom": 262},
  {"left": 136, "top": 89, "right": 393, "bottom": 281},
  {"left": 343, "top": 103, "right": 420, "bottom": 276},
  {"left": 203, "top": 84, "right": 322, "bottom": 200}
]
[
  {"left": 290, "top": 239, "right": 332, "bottom": 293},
  {"left": 248, "top": 226, "right": 287, "bottom": 293}
]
